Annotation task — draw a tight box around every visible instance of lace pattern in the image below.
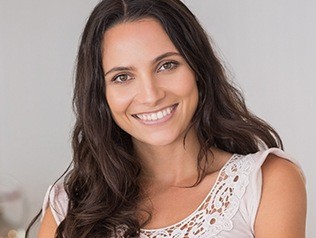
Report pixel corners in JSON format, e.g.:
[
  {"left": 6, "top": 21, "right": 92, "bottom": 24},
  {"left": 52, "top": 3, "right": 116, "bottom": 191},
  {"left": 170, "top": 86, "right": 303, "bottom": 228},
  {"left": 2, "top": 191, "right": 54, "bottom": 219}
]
[{"left": 139, "top": 154, "right": 255, "bottom": 238}]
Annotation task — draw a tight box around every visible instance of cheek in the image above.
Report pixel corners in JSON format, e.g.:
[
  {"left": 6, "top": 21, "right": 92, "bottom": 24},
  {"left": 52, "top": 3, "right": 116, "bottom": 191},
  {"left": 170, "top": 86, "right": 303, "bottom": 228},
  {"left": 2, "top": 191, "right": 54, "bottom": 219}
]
[
  {"left": 183, "top": 80, "right": 198, "bottom": 96},
  {"left": 105, "top": 88, "right": 133, "bottom": 116},
  {"left": 175, "top": 71, "right": 198, "bottom": 99}
]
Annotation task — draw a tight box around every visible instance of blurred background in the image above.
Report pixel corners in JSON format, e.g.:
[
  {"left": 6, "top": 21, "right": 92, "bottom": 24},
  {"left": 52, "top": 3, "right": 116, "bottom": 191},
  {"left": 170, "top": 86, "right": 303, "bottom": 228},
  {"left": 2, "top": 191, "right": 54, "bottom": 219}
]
[{"left": 0, "top": 0, "right": 315, "bottom": 237}]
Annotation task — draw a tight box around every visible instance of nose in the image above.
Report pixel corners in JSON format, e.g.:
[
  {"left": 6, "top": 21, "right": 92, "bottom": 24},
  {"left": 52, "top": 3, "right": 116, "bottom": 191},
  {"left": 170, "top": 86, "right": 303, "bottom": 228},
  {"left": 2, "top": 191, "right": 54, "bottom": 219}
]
[{"left": 135, "top": 75, "right": 165, "bottom": 106}]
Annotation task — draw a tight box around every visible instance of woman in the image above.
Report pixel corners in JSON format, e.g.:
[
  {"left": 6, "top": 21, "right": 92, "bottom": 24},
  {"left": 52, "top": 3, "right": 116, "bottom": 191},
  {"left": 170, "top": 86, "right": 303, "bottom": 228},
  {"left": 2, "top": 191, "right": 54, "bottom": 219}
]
[{"left": 30, "top": 0, "right": 306, "bottom": 237}]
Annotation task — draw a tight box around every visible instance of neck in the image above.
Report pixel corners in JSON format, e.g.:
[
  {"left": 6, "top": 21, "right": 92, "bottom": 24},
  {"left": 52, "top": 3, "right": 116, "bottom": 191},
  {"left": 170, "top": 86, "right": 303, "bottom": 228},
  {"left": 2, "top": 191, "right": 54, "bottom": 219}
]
[{"left": 133, "top": 129, "right": 204, "bottom": 187}]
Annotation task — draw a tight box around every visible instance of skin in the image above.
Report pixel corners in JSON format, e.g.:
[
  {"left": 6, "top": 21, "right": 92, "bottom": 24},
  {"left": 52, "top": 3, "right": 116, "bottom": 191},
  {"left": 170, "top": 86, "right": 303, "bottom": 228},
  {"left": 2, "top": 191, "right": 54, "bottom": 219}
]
[
  {"left": 103, "top": 18, "right": 200, "bottom": 185},
  {"left": 255, "top": 154, "right": 307, "bottom": 238},
  {"left": 103, "top": 19, "right": 199, "bottom": 149},
  {"left": 38, "top": 207, "right": 57, "bottom": 237},
  {"left": 37, "top": 18, "right": 307, "bottom": 237}
]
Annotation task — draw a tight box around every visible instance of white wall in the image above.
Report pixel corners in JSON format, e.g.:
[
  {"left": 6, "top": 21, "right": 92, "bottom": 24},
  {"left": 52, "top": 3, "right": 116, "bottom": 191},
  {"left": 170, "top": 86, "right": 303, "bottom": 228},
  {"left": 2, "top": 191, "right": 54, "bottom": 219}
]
[
  {"left": 0, "top": 0, "right": 99, "bottom": 230},
  {"left": 0, "top": 0, "right": 315, "bottom": 236}
]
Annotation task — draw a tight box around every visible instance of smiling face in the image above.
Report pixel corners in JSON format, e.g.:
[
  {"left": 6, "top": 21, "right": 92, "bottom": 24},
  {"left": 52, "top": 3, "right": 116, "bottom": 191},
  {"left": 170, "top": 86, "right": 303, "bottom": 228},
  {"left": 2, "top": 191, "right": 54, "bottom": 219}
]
[{"left": 102, "top": 18, "right": 198, "bottom": 147}]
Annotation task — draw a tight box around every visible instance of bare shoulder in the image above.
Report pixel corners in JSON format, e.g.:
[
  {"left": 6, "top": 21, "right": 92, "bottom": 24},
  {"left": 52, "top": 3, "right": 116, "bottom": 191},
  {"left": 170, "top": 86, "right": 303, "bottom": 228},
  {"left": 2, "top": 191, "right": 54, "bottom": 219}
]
[
  {"left": 37, "top": 207, "right": 58, "bottom": 238},
  {"left": 254, "top": 154, "right": 307, "bottom": 238}
]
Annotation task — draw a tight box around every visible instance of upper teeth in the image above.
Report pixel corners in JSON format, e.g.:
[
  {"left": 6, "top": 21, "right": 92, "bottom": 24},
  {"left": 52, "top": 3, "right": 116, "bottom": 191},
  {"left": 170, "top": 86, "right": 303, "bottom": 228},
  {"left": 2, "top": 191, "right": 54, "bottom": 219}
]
[{"left": 136, "top": 106, "right": 174, "bottom": 121}]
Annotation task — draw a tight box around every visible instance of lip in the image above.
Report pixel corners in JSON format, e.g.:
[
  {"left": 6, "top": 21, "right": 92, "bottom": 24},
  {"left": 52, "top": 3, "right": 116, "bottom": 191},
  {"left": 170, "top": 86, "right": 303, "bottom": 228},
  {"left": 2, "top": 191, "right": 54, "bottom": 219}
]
[{"left": 132, "top": 103, "right": 178, "bottom": 125}]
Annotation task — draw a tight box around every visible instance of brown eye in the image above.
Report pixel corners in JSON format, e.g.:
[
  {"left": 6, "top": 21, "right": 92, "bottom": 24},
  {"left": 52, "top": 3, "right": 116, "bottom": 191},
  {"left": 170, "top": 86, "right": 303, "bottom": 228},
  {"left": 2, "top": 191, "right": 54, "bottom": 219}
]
[
  {"left": 158, "top": 61, "right": 178, "bottom": 72},
  {"left": 113, "top": 74, "right": 132, "bottom": 83}
]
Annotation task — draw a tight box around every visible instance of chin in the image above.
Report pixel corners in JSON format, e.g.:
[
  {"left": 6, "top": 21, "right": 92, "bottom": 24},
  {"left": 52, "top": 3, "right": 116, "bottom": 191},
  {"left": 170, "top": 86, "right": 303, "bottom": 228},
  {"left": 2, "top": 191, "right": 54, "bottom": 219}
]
[{"left": 133, "top": 131, "right": 185, "bottom": 147}]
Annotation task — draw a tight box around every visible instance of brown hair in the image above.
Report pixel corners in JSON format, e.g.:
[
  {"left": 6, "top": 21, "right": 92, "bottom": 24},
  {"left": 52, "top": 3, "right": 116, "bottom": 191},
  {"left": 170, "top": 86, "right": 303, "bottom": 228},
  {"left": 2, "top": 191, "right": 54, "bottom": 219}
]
[{"left": 27, "top": 0, "right": 282, "bottom": 237}]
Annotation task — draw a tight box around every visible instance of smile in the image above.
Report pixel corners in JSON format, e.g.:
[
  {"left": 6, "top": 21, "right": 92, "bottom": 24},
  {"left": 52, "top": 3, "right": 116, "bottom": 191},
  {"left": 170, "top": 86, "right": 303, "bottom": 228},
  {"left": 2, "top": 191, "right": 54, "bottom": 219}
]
[{"left": 133, "top": 104, "right": 178, "bottom": 122}]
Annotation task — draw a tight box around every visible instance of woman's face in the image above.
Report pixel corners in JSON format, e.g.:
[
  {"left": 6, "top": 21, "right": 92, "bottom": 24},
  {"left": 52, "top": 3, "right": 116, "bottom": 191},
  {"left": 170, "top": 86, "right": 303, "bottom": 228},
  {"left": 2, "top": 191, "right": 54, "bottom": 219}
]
[{"left": 102, "top": 18, "right": 198, "bottom": 147}]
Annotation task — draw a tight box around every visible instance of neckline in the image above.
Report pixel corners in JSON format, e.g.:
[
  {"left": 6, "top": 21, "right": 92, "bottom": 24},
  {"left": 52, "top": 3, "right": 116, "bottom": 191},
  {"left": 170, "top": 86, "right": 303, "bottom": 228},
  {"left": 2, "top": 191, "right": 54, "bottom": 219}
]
[{"left": 140, "top": 153, "right": 238, "bottom": 232}]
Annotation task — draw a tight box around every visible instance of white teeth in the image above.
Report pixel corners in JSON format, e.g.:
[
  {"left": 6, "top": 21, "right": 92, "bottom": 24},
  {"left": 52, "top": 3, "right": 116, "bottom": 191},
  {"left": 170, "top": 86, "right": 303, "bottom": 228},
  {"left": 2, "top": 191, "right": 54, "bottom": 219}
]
[
  {"left": 136, "top": 105, "right": 175, "bottom": 121},
  {"left": 157, "top": 111, "right": 163, "bottom": 119},
  {"left": 151, "top": 113, "right": 158, "bottom": 120}
]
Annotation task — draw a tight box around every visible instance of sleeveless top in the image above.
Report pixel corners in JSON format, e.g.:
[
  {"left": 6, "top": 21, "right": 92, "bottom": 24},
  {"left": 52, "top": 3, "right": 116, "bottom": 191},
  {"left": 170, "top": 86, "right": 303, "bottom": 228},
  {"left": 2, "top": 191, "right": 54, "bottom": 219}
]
[{"left": 41, "top": 148, "right": 303, "bottom": 237}]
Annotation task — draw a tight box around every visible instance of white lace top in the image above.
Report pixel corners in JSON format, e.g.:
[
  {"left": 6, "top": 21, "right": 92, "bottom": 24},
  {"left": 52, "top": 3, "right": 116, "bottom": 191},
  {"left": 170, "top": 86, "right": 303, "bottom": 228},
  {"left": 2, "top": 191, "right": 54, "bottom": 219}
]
[{"left": 42, "top": 148, "right": 302, "bottom": 237}]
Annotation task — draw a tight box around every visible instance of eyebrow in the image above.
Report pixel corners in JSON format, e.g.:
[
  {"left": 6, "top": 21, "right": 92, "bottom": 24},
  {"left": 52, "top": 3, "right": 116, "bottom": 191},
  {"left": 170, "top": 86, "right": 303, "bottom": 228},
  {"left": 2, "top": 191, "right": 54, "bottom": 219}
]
[
  {"left": 152, "top": 51, "right": 181, "bottom": 63},
  {"left": 104, "top": 66, "right": 135, "bottom": 77},
  {"left": 104, "top": 51, "right": 181, "bottom": 77}
]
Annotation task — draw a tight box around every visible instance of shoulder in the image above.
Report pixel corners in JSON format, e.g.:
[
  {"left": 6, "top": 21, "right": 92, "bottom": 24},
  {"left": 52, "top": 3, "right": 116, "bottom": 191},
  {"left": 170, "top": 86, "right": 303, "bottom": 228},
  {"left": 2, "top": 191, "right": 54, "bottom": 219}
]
[
  {"left": 38, "top": 206, "right": 58, "bottom": 238},
  {"left": 261, "top": 153, "right": 305, "bottom": 185},
  {"left": 41, "top": 183, "right": 68, "bottom": 225},
  {"left": 38, "top": 184, "right": 68, "bottom": 238},
  {"left": 254, "top": 152, "right": 307, "bottom": 237}
]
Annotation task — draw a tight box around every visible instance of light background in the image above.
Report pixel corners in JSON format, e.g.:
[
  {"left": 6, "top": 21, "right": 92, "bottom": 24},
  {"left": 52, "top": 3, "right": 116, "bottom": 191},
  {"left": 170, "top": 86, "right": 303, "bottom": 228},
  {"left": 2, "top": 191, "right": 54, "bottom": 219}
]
[{"left": 0, "top": 0, "right": 315, "bottom": 237}]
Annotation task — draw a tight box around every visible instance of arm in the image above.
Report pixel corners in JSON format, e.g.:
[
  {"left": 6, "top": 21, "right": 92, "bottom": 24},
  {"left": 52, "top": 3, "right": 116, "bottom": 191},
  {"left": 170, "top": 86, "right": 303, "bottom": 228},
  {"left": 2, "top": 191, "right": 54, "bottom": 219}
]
[
  {"left": 254, "top": 154, "right": 307, "bottom": 238},
  {"left": 37, "top": 207, "right": 58, "bottom": 238}
]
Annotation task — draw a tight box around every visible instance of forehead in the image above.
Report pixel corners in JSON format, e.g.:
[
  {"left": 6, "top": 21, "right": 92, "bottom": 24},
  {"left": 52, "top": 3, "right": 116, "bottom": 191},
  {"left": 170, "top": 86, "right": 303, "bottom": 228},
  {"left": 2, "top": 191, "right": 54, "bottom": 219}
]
[{"left": 102, "top": 18, "right": 179, "bottom": 68}]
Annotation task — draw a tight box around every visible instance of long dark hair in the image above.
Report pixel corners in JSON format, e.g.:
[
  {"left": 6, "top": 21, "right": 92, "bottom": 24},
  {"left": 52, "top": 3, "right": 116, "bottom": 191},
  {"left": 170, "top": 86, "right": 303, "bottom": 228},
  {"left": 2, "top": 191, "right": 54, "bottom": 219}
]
[{"left": 27, "top": 0, "right": 282, "bottom": 237}]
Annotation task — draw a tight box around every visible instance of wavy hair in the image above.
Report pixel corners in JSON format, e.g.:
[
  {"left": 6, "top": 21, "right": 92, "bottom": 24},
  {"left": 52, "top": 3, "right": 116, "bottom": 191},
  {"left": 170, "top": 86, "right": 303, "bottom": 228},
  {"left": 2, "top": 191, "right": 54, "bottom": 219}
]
[{"left": 27, "top": 0, "right": 282, "bottom": 237}]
